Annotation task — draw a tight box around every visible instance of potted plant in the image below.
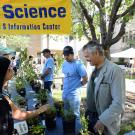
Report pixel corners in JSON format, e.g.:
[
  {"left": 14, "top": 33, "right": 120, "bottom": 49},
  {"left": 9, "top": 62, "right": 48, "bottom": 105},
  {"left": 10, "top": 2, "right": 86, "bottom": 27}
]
[
  {"left": 62, "top": 109, "right": 76, "bottom": 134},
  {"left": 79, "top": 114, "right": 91, "bottom": 135},
  {"left": 27, "top": 117, "right": 39, "bottom": 128},
  {"left": 44, "top": 105, "right": 57, "bottom": 130},
  {"left": 29, "top": 80, "right": 35, "bottom": 88},
  {"left": 54, "top": 99, "right": 64, "bottom": 117},
  {"left": 36, "top": 89, "right": 48, "bottom": 105},
  {"left": 29, "top": 125, "right": 45, "bottom": 135},
  {"left": 16, "top": 76, "right": 26, "bottom": 97},
  {"left": 32, "top": 81, "right": 41, "bottom": 93},
  {"left": 24, "top": 64, "right": 38, "bottom": 86},
  {"left": 14, "top": 95, "right": 27, "bottom": 109}
]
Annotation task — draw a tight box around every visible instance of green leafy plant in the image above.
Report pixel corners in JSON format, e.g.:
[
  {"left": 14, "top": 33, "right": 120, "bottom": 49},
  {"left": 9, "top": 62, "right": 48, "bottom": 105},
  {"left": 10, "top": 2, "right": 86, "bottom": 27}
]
[
  {"left": 54, "top": 99, "right": 64, "bottom": 109},
  {"left": 20, "top": 48, "right": 28, "bottom": 64},
  {"left": 119, "top": 120, "right": 135, "bottom": 135},
  {"left": 62, "top": 109, "right": 75, "bottom": 121},
  {"left": 24, "top": 64, "right": 38, "bottom": 83},
  {"left": 16, "top": 76, "right": 25, "bottom": 91},
  {"left": 45, "top": 105, "right": 57, "bottom": 119},
  {"left": 54, "top": 99, "right": 64, "bottom": 116},
  {"left": 80, "top": 114, "right": 91, "bottom": 135},
  {"left": 14, "top": 95, "right": 26, "bottom": 108},
  {"left": 36, "top": 89, "right": 48, "bottom": 105},
  {"left": 54, "top": 55, "right": 64, "bottom": 76},
  {"left": 27, "top": 117, "right": 39, "bottom": 127},
  {"left": 32, "top": 81, "right": 41, "bottom": 93},
  {"left": 29, "top": 125, "right": 45, "bottom": 135},
  {"left": 62, "top": 107, "right": 76, "bottom": 134}
]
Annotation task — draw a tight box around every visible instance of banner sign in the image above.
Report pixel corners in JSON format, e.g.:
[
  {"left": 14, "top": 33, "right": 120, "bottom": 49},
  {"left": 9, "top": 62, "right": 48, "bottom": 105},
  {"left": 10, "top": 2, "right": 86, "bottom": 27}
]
[{"left": 0, "top": 0, "right": 71, "bottom": 34}]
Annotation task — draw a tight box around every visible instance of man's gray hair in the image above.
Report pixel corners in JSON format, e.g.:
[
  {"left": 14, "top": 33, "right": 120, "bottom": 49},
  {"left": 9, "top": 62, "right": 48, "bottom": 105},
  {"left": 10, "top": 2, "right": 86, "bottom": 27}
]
[{"left": 83, "top": 41, "right": 104, "bottom": 56}]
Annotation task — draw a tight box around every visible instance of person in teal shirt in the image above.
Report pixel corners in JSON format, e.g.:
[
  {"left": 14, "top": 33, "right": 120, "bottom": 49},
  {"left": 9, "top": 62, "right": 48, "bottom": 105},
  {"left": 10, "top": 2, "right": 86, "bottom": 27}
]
[{"left": 62, "top": 46, "right": 88, "bottom": 119}]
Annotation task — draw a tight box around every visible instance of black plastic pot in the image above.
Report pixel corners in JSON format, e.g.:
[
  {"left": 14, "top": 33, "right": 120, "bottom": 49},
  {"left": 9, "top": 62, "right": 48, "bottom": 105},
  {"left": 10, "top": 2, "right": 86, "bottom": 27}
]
[
  {"left": 19, "top": 101, "right": 27, "bottom": 108},
  {"left": 62, "top": 117, "right": 76, "bottom": 134},
  {"left": 35, "top": 103, "right": 40, "bottom": 109},
  {"left": 41, "top": 99, "right": 48, "bottom": 105},
  {"left": 56, "top": 109, "right": 61, "bottom": 117},
  {"left": 30, "top": 80, "right": 35, "bottom": 88},
  {"left": 55, "top": 106, "right": 63, "bottom": 117},
  {"left": 17, "top": 88, "right": 26, "bottom": 97},
  {"left": 54, "top": 101, "right": 64, "bottom": 117},
  {"left": 33, "top": 84, "right": 41, "bottom": 93},
  {"left": 45, "top": 117, "right": 56, "bottom": 130}
]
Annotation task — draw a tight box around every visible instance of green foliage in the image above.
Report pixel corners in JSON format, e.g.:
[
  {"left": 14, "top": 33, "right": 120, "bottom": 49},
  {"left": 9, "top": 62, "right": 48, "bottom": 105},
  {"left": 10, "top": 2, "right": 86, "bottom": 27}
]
[
  {"left": 125, "top": 74, "right": 135, "bottom": 80},
  {"left": 45, "top": 105, "right": 57, "bottom": 119},
  {"left": 54, "top": 55, "right": 64, "bottom": 76},
  {"left": 20, "top": 48, "right": 28, "bottom": 64},
  {"left": 16, "top": 47, "right": 38, "bottom": 87},
  {"left": 24, "top": 64, "right": 38, "bottom": 83},
  {"left": 1, "top": 35, "right": 30, "bottom": 51},
  {"left": 29, "top": 125, "right": 45, "bottom": 135},
  {"left": 128, "top": 39, "right": 135, "bottom": 47},
  {"left": 27, "top": 117, "right": 39, "bottom": 126},
  {"left": 119, "top": 120, "right": 135, "bottom": 135},
  {"left": 14, "top": 95, "right": 26, "bottom": 108},
  {"left": 16, "top": 76, "right": 25, "bottom": 91},
  {"left": 54, "top": 99, "right": 64, "bottom": 116},
  {"left": 62, "top": 109, "right": 75, "bottom": 121},
  {"left": 36, "top": 89, "right": 48, "bottom": 104},
  {"left": 80, "top": 114, "right": 90, "bottom": 135},
  {"left": 20, "top": 49, "right": 38, "bottom": 82},
  {"left": 54, "top": 99, "right": 64, "bottom": 108},
  {"left": 72, "top": 0, "right": 135, "bottom": 40}
]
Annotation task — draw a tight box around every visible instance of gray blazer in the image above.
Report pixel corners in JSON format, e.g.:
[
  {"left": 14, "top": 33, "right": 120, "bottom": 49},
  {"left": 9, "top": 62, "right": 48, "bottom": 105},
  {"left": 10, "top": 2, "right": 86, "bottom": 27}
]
[{"left": 87, "top": 59, "right": 125, "bottom": 135}]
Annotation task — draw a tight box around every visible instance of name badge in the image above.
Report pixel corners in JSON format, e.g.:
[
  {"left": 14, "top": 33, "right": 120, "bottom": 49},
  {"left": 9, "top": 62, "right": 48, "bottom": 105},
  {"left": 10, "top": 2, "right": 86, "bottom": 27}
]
[{"left": 14, "top": 121, "right": 28, "bottom": 135}]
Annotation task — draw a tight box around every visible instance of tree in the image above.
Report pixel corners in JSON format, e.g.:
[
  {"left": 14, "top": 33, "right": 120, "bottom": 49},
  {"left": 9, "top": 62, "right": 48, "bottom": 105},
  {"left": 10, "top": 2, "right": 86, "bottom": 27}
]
[
  {"left": 1, "top": 35, "right": 30, "bottom": 51},
  {"left": 72, "top": 0, "right": 135, "bottom": 58}
]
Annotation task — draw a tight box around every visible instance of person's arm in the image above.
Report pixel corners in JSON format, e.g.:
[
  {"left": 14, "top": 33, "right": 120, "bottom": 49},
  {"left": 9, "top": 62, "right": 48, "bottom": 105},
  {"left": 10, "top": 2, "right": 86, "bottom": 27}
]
[
  {"left": 81, "top": 76, "right": 88, "bottom": 86},
  {"left": 44, "top": 68, "right": 51, "bottom": 76},
  {"left": 77, "top": 62, "right": 88, "bottom": 85},
  {"left": 41, "top": 58, "right": 54, "bottom": 79},
  {"left": 98, "top": 67, "right": 125, "bottom": 127},
  {"left": 41, "top": 68, "right": 51, "bottom": 79},
  {"left": 5, "top": 96, "right": 48, "bottom": 120}
]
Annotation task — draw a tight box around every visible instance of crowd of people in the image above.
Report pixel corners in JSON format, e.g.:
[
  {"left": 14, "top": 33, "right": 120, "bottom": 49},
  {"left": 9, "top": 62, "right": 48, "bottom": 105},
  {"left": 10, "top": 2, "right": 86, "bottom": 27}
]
[{"left": 0, "top": 40, "right": 125, "bottom": 135}]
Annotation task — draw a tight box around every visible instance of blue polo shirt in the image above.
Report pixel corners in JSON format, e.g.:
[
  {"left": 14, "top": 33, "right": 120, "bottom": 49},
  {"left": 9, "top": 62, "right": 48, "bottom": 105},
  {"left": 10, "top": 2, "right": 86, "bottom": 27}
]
[
  {"left": 62, "top": 60, "right": 87, "bottom": 98},
  {"left": 42, "top": 57, "right": 54, "bottom": 82}
]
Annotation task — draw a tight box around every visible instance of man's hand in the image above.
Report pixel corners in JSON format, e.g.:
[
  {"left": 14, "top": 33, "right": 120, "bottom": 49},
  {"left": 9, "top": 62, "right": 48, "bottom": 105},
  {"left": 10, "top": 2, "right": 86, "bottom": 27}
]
[
  {"left": 41, "top": 74, "right": 45, "bottom": 80},
  {"left": 81, "top": 76, "right": 88, "bottom": 85},
  {"left": 41, "top": 68, "right": 50, "bottom": 80},
  {"left": 94, "top": 120, "right": 104, "bottom": 134}
]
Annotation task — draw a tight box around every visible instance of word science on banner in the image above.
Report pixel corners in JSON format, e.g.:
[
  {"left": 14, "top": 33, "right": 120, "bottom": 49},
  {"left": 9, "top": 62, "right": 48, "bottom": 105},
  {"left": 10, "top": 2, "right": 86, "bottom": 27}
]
[{"left": 0, "top": 0, "right": 71, "bottom": 34}]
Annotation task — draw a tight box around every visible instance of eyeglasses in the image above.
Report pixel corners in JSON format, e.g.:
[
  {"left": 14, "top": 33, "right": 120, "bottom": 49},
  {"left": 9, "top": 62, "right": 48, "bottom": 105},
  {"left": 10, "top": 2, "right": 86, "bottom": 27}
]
[{"left": 8, "top": 66, "right": 13, "bottom": 71}]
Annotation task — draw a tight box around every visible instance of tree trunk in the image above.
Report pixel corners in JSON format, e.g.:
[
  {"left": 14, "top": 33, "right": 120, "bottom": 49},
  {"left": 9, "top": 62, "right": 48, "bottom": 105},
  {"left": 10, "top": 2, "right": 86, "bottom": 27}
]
[{"left": 104, "top": 48, "right": 111, "bottom": 60}]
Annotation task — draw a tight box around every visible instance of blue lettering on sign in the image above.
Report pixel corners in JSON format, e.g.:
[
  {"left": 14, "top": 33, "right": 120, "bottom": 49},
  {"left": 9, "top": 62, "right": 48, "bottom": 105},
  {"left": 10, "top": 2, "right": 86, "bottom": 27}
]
[
  {"left": 15, "top": 8, "right": 23, "bottom": 18},
  {"left": 2, "top": 5, "right": 14, "bottom": 18},
  {"left": 29, "top": 8, "right": 38, "bottom": 18},
  {"left": 2, "top": 4, "right": 67, "bottom": 19},
  {"left": 48, "top": 7, "right": 56, "bottom": 18},
  {"left": 58, "top": 7, "right": 66, "bottom": 18}
]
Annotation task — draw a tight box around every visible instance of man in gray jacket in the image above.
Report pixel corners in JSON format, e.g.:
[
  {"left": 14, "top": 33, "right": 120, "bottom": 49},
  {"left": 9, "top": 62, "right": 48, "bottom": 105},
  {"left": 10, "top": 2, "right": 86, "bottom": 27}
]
[{"left": 82, "top": 41, "right": 125, "bottom": 135}]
